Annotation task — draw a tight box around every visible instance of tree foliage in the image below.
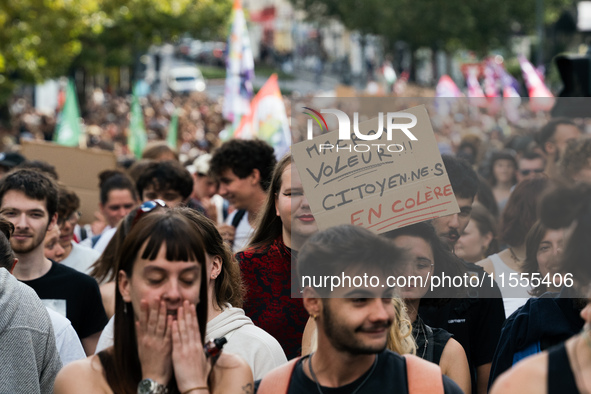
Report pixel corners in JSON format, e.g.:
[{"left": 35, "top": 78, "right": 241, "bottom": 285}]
[
  {"left": 291, "top": 0, "right": 572, "bottom": 53},
  {"left": 74, "top": 0, "right": 232, "bottom": 74},
  {"left": 0, "top": 0, "right": 232, "bottom": 103},
  {"left": 0, "top": 0, "right": 94, "bottom": 103}
]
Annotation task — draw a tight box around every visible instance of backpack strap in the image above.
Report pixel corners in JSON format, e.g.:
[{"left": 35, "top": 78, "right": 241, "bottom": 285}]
[
  {"left": 257, "top": 358, "right": 300, "bottom": 394},
  {"left": 90, "top": 234, "right": 102, "bottom": 248},
  {"left": 403, "top": 354, "right": 444, "bottom": 394},
  {"left": 79, "top": 226, "right": 88, "bottom": 241},
  {"left": 231, "top": 209, "right": 246, "bottom": 228},
  {"left": 222, "top": 199, "right": 230, "bottom": 222}
]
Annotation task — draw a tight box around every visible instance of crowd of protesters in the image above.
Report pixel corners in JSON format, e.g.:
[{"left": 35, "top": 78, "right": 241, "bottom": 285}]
[
  {"left": 3, "top": 90, "right": 226, "bottom": 160},
  {"left": 1, "top": 87, "right": 591, "bottom": 394}
]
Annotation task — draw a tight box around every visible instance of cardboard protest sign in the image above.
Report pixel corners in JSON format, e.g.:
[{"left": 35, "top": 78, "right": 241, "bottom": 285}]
[
  {"left": 292, "top": 105, "right": 459, "bottom": 233},
  {"left": 21, "top": 140, "right": 117, "bottom": 225}
]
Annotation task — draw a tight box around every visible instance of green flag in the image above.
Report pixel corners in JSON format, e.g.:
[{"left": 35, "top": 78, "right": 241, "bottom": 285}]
[
  {"left": 167, "top": 109, "right": 179, "bottom": 149},
  {"left": 128, "top": 86, "right": 147, "bottom": 158},
  {"left": 54, "top": 80, "right": 82, "bottom": 146}
]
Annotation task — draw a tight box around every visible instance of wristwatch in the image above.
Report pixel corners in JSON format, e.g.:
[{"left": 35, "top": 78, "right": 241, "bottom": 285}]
[{"left": 137, "top": 379, "right": 169, "bottom": 394}]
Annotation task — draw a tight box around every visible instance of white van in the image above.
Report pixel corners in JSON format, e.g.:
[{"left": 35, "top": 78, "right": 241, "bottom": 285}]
[{"left": 167, "top": 66, "right": 206, "bottom": 93}]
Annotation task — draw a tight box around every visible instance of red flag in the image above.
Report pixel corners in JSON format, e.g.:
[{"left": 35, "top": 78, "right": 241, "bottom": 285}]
[
  {"left": 234, "top": 74, "right": 291, "bottom": 158},
  {"left": 436, "top": 75, "right": 463, "bottom": 97},
  {"left": 518, "top": 55, "right": 554, "bottom": 111}
]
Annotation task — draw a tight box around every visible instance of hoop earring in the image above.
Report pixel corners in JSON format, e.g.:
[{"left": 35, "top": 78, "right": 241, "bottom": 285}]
[{"left": 123, "top": 303, "right": 128, "bottom": 314}]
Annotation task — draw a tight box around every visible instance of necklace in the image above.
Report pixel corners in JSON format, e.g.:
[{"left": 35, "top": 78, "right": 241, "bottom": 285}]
[
  {"left": 412, "top": 316, "right": 428, "bottom": 359},
  {"left": 307, "top": 352, "right": 378, "bottom": 394}
]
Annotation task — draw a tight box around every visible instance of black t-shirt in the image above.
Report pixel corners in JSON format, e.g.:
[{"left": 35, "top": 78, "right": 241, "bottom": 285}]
[
  {"left": 413, "top": 317, "right": 453, "bottom": 365},
  {"left": 547, "top": 342, "right": 579, "bottom": 394},
  {"left": 285, "top": 350, "right": 463, "bottom": 394},
  {"left": 21, "top": 261, "right": 108, "bottom": 339},
  {"left": 420, "top": 261, "right": 506, "bottom": 394}
]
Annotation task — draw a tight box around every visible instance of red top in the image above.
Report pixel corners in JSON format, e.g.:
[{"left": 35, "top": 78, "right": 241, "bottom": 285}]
[{"left": 236, "top": 237, "right": 308, "bottom": 360}]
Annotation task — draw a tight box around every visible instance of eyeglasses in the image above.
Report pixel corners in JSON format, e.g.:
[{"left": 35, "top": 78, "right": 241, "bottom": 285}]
[
  {"left": 402, "top": 260, "right": 434, "bottom": 275},
  {"left": 58, "top": 211, "right": 81, "bottom": 227},
  {"left": 520, "top": 168, "right": 544, "bottom": 176},
  {"left": 130, "top": 199, "right": 167, "bottom": 228}
]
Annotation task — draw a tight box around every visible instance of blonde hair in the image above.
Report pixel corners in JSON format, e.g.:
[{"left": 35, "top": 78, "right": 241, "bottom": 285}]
[
  {"left": 387, "top": 297, "right": 416, "bottom": 355},
  {"left": 302, "top": 297, "right": 416, "bottom": 356}
]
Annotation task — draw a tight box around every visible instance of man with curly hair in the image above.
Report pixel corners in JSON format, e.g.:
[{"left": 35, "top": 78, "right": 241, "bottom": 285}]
[
  {"left": 209, "top": 139, "right": 276, "bottom": 252},
  {"left": 136, "top": 160, "right": 194, "bottom": 207}
]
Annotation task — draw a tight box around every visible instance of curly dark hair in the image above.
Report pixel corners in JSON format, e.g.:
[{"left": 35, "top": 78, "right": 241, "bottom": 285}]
[
  {"left": 136, "top": 160, "right": 193, "bottom": 201},
  {"left": 0, "top": 169, "right": 58, "bottom": 220},
  {"left": 16, "top": 160, "right": 59, "bottom": 180},
  {"left": 209, "top": 139, "right": 277, "bottom": 191},
  {"left": 57, "top": 186, "right": 80, "bottom": 220}
]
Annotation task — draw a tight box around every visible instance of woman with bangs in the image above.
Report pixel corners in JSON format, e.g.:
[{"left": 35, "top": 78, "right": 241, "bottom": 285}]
[
  {"left": 91, "top": 200, "right": 168, "bottom": 318},
  {"left": 54, "top": 209, "right": 253, "bottom": 394}
]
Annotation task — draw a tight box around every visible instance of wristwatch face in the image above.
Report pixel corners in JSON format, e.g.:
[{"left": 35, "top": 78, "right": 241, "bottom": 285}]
[
  {"left": 138, "top": 379, "right": 154, "bottom": 394},
  {"left": 138, "top": 379, "right": 153, "bottom": 394},
  {"left": 138, "top": 379, "right": 167, "bottom": 394}
]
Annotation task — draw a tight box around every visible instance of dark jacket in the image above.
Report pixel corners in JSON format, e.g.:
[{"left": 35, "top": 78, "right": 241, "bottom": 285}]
[{"left": 488, "top": 286, "right": 584, "bottom": 389}]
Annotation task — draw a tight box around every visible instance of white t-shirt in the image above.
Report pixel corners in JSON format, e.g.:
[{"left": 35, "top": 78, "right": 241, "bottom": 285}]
[
  {"left": 46, "top": 307, "right": 86, "bottom": 365},
  {"left": 91, "top": 227, "right": 117, "bottom": 255},
  {"left": 60, "top": 242, "right": 101, "bottom": 276},
  {"left": 225, "top": 210, "right": 254, "bottom": 253},
  {"left": 489, "top": 253, "right": 532, "bottom": 317}
]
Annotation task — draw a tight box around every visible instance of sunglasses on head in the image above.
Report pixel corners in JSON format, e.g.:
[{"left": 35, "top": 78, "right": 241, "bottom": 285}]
[
  {"left": 520, "top": 168, "right": 544, "bottom": 176},
  {"left": 131, "top": 199, "right": 167, "bottom": 228}
]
